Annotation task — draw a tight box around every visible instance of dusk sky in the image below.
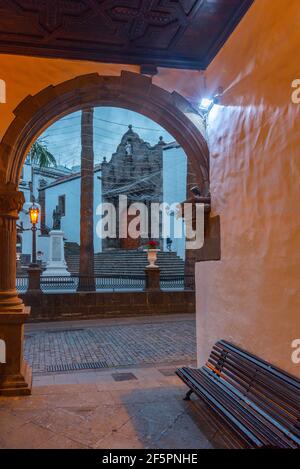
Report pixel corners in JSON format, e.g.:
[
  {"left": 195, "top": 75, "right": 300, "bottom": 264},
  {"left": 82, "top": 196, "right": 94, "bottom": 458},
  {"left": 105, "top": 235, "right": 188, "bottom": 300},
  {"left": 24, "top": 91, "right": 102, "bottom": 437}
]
[{"left": 40, "top": 107, "right": 174, "bottom": 168}]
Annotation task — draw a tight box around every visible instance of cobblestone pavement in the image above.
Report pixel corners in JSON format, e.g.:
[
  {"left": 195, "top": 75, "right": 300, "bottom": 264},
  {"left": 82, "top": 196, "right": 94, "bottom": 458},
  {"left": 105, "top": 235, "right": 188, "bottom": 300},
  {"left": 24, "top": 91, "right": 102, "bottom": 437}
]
[{"left": 25, "top": 316, "right": 196, "bottom": 374}]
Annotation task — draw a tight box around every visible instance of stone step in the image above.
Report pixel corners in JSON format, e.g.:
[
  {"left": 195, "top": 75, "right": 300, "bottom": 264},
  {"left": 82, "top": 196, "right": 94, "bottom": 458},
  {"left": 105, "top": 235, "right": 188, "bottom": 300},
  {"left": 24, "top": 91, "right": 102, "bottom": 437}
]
[
  {"left": 66, "top": 253, "right": 183, "bottom": 258},
  {"left": 67, "top": 267, "right": 185, "bottom": 270},
  {"left": 65, "top": 250, "right": 185, "bottom": 276},
  {"left": 67, "top": 266, "right": 185, "bottom": 270},
  {"left": 67, "top": 262, "right": 183, "bottom": 266}
]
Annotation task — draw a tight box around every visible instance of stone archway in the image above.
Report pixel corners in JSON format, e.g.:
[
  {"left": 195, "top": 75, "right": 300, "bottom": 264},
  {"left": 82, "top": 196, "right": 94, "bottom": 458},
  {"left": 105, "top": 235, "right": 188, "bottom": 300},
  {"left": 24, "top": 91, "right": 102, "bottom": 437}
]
[
  {"left": 0, "top": 71, "right": 209, "bottom": 189},
  {"left": 0, "top": 71, "right": 209, "bottom": 396}
]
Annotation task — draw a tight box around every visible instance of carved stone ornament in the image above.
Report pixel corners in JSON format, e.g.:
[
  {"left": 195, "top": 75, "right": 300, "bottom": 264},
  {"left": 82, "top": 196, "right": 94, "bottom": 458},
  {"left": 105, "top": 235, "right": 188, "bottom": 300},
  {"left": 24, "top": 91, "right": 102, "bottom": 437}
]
[{"left": 0, "top": 189, "right": 25, "bottom": 217}]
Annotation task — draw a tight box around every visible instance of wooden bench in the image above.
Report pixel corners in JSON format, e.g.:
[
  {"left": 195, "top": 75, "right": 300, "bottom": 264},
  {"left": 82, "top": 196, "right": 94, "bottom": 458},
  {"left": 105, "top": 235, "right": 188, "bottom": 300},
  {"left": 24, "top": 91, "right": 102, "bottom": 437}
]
[{"left": 176, "top": 340, "right": 300, "bottom": 449}]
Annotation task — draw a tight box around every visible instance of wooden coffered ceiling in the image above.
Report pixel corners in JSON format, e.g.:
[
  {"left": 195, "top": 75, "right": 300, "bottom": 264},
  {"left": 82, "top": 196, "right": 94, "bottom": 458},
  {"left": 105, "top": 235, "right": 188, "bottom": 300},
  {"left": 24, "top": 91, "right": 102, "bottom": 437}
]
[{"left": 0, "top": 0, "right": 254, "bottom": 70}]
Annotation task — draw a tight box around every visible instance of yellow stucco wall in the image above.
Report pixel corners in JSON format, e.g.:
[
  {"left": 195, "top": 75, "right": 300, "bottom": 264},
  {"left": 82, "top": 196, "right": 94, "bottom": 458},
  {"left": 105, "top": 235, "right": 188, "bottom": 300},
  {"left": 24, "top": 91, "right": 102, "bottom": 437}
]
[
  {"left": 196, "top": 0, "right": 300, "bottom": 376},
  {"left": 0, "top": 58, "right": 137, "bottom": 139},
  {"left": 0, "top": 55, "right": 205, "bottom": 140}
]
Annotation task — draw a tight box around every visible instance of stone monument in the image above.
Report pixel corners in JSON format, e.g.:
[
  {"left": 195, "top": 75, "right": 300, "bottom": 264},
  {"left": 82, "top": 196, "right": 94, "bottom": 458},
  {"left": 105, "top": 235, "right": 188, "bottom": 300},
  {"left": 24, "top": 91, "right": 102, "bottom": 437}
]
[{"left": 42, "top": 230, "right": 70, "bottom": 277}]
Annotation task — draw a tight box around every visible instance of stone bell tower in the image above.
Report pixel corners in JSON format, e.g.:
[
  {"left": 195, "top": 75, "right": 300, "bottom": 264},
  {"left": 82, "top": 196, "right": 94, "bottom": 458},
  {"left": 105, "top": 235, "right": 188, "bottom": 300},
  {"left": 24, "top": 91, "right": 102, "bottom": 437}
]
[{"left": 101, "top": 125, "right": 164, "bottom": 250}]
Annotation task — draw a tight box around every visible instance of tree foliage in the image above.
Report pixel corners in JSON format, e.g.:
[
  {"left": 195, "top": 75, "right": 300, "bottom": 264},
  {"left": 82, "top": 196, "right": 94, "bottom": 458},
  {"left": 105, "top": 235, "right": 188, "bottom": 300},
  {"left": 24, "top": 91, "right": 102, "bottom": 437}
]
[{"left": 29, "top": 140, "right": 57, "bottom": 168}]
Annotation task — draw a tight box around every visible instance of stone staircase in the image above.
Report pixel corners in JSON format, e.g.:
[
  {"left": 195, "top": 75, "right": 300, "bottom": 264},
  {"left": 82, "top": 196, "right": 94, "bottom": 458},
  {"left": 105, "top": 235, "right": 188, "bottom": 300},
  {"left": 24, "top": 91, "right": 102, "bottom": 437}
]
[{"left": 65, "top": 243, "right": 185, "bottom": 276}]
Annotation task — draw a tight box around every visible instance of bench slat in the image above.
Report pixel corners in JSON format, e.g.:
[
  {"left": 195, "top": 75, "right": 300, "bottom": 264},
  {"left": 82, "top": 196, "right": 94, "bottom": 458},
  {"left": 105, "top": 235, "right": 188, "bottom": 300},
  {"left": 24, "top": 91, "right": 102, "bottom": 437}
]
[
  {"left": 208, "top": 354, "right": 300, "bottom": 425},
  {"left": 211, "top": 344, "right": 300, "bottom": 415},
  {"left": 177, "top": 368, "right": 265, "bottom": 448},
  {"left": 202, "top": 367, "right": 300, "bottom": 446},
  {"left": 177, "top": 341, "right": 300, "bottom": 449},
  {"left": 180, "top": 367, "right": 298, "bottom": 448}
]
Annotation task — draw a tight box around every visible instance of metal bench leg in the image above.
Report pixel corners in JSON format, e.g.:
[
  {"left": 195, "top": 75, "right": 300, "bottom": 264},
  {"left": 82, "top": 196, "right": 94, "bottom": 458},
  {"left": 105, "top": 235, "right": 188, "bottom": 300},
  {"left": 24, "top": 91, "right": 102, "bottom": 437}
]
[{"left": 184, "top": 389, "right": 194, "bottom": 401}]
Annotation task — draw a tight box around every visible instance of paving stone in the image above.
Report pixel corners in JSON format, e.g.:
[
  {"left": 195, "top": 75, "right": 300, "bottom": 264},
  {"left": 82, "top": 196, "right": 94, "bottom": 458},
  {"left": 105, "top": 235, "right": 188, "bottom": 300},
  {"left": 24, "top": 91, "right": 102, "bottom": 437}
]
[
  {"left": 24, "top": 318, "right": 196, "bottom": 374},
  {"left": 0, "top": 316, "right": 239, "bottom": 449},
  {"left": 37, "top": 433, "right": 89, "bottom": 449},
  {"left": 0, "top": 422, "right": 56, "bottom": 449},
  {"left": 154, "top": 411, "right": 214, "bottom": 450},
  {"left": 0, "top": 371, "right": 239, "bottom": 449}
]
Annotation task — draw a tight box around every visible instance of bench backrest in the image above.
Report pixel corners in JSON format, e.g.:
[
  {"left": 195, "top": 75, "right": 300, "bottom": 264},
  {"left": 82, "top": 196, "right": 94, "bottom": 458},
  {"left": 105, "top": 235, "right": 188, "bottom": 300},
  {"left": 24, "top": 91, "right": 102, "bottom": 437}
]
[{"left": 206, "top": 340, "right": 300, "bottom": 445}]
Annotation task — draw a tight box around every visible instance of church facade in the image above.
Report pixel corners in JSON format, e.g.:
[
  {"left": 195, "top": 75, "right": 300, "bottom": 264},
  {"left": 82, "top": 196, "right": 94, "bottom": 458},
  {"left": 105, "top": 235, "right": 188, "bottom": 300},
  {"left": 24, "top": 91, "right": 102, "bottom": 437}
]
[{"left": 101, "top": 125, "right": 164, "bottom": 251}]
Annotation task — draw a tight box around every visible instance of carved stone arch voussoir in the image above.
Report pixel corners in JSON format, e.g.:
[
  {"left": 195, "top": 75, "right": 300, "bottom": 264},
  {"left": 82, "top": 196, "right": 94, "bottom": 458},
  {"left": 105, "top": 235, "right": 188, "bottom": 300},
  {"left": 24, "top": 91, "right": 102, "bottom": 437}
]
[{"left": 0, "top": 71, "right": 210, "bottom": 194}]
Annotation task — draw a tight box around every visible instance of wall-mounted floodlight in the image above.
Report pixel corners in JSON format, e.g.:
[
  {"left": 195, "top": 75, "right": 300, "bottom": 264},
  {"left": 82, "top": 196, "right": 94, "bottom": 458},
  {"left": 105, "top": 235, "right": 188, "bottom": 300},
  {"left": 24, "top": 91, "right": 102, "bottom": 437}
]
[
  {"left": 199, "top": 88, "right": 224, "bottom": 115},
  {"left": 199, "top": 98, "right": 215, "bottom": 112}
]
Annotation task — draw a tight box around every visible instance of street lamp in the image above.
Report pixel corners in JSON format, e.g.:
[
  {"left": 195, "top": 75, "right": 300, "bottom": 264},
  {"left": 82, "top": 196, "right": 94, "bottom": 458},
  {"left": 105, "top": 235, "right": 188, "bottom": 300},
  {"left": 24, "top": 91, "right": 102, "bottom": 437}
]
[{"left": 29, "top": 201, "right": 40, "bottom": 266}]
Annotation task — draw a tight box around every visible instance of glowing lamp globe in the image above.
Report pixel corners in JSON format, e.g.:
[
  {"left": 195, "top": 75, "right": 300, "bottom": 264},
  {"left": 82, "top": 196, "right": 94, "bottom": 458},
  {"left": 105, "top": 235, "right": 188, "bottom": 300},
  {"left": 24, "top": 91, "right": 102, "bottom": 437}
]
[{"left": 29, "top": 203, "right": 39, "bottom": 225}]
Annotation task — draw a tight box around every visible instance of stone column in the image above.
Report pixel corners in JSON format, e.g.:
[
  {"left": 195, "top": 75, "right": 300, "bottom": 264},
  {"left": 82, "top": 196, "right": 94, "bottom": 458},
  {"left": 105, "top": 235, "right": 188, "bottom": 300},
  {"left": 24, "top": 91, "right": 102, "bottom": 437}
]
[
  {"left": 78, "top": 108, "right": 95, "bottom": 292},
  {"left": 0, "top": 186, "right": 32, "bottom": 396}
]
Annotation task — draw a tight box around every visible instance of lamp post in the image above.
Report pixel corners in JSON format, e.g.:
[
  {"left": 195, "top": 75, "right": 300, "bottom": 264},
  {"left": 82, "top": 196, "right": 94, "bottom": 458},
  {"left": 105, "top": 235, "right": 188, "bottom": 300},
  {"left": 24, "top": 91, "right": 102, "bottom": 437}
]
[
  {"left": 27, "top": 201, "right": 42, "bottom": 294},
  {"left": 29, "top": 201, "right": 39, "bottom": 267}
]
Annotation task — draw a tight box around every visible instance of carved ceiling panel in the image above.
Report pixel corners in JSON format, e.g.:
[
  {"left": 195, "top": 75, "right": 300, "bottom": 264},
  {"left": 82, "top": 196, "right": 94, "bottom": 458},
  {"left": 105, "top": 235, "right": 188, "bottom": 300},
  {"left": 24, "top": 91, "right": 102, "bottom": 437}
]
[{"left": 0, "top": 0, "right": 254, "bottom": 69}]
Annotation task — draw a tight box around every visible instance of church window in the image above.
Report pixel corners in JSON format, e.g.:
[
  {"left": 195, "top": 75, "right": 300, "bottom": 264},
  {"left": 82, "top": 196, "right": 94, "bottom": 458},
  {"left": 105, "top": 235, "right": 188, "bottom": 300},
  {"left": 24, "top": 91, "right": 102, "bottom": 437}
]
[{"left": 58, "top": 195, "right": 66, "bottom": 216}]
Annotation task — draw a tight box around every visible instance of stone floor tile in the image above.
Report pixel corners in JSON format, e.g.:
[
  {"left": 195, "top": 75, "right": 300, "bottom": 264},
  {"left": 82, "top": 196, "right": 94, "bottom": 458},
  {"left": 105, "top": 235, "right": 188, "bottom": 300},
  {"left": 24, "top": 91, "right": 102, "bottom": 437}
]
[
  {"left": 0, "top": 422, "right": 56, "bottom": 449},
  {"left": 115, "top": 400, "right": 189, "bottom": 446},
  {"left": 43, "top": 391, "right": 103, "bottom": 409},
  {"left": 0, "top": 376, "right": 236, "bottom": 449},
  {"left": 37, "top": 433, "right": 89, "bottom": 449},
  {"left": 0, "top": 410, "right": 28, "bottom": 433},
  {"left": 33, "top": 375, "right": 55, "bottom": 386},
  {"left": 154, "top": 411, "right": 213, "bottom": 449},
  {"left": 95, "top": 434, "right": 144, "bottom": 449},
  {"left": 32, "top": 383, "right": 98, "bottom": 395},
  {"left": 54, "top": 373, "right": 81, "bottom": 385}
]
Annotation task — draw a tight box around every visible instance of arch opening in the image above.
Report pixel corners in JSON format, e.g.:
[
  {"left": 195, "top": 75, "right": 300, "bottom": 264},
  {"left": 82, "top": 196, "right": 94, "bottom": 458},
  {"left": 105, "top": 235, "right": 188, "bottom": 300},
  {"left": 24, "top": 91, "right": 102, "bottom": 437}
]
[{"left": 0, "top": 72, "right": 209, "bottom": 196}]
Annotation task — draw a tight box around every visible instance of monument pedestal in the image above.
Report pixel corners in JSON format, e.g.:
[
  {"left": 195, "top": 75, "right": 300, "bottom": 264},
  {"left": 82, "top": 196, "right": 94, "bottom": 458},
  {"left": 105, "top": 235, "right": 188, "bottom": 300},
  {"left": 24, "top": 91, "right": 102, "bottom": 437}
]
[
  {"left": 145, "top": 266, "right": 161, "bottom": 291},
  {"left": 42, "top": 230, "right": 70, "bottom": 277},
  {"left": 27, "top": 266, "right": 42, "bottom": 293}
]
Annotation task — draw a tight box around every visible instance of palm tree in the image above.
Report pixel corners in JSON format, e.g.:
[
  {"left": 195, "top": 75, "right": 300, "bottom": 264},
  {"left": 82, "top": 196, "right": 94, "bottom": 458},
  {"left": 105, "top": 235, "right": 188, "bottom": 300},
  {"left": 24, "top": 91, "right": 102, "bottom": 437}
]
[
  {"left": 28, "top": 140, "right": 57, "bottom": 203},
  {"left": 29, "top": 140, "right": 57, "bottom": 168},
  {"left": 78, "top": 108, "right": 95, "bottom": 291}
]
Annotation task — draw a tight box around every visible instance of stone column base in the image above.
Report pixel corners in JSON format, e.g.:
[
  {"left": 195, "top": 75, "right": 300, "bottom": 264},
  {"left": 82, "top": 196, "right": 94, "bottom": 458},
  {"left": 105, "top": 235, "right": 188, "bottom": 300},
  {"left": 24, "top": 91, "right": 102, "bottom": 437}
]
[
  {"left": 0, "top": 360, "right": 32, "bottom": 396},
  {"left": 0, "top": 306, "right": 32, "bottom": 396}
]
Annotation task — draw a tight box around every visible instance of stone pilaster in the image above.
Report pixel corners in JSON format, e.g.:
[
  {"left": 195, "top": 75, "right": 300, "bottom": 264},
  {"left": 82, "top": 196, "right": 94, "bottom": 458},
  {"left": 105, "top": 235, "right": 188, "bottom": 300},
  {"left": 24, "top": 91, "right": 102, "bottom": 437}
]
[
  {"left": 181, "top": 196, "right": 216, "bottom": 290},
  {"left": 0, "top": 186, "right": 32, "bottom": 396}
]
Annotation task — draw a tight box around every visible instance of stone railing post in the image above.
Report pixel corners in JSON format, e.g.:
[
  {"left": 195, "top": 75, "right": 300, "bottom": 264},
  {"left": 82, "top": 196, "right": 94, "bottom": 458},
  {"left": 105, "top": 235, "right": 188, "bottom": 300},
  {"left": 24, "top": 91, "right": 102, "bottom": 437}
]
[
  {"left": 0, "top": 185, "right": 32, "bottom": 396},
  {"left": 145, "top": 266, "right": 161, "bottom": 292},
  {"left": 27, "top": 266, "right": 42, "bottom": 294}
]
